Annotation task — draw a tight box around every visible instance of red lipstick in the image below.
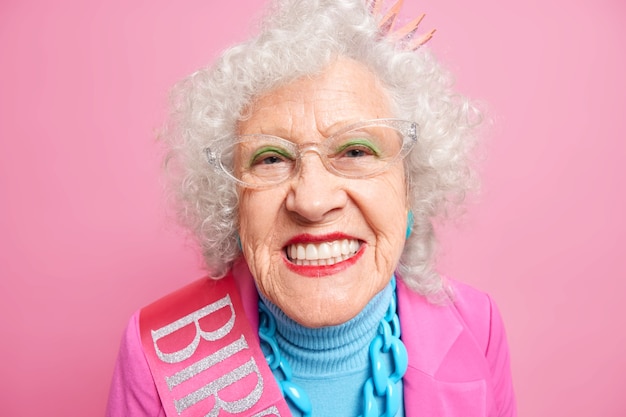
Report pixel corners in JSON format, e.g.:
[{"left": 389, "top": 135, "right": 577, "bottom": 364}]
[{"left": 282, "top": 233, "right": 365, "bottom": 277}]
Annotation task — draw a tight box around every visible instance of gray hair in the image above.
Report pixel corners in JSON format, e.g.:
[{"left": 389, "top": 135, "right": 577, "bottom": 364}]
[{"left": 162, "top": 0, "right": 481, "bottom": 296}]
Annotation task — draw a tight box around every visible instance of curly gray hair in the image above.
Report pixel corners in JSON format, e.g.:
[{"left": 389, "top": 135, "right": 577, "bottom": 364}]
[{"left": 162, "top": 0, "right": 481, "bottom": 296}]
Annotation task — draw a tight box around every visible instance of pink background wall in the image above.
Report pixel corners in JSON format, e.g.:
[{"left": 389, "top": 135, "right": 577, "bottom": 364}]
[{"left": 1, "top": 0, "right": 624, "bottom": 415}]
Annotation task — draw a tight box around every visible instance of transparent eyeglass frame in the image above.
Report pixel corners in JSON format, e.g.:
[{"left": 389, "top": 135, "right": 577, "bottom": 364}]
[{"left": 204, "top": 118, "right": 418, "bottom": 189}]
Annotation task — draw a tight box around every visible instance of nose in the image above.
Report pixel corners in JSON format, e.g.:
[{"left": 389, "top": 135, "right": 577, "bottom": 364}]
[{"left": 285, "top": 152, "right": 348, "bottom": 223}]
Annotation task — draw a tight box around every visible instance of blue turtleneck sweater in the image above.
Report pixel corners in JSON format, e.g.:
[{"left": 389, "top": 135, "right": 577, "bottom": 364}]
[{"left": 259, "top": 281, "right": 405, "bottom": 417}]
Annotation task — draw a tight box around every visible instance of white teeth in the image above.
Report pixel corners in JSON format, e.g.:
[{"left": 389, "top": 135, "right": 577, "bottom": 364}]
[
  {"left": 341, "top": 239, "right": 350, "bottom": 255},
  {"left": 305, "top": 244, "right": 317, "bottom": 260},
  {"left": 285, "top": 239, "right": 361, "bottom": 266},
  {"left": 318, "top": 242, "right": 331, "bottom": 259}
]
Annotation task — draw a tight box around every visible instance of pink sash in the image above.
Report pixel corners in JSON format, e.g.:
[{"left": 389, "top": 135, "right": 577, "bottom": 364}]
[{"left": 139, "top": 273, "right": 292, "bottom": 416}]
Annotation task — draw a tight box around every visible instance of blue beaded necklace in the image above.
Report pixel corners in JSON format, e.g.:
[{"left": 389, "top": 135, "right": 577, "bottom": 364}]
[{"left": 258, "top": 277, "right": 408, "bottom": 417}]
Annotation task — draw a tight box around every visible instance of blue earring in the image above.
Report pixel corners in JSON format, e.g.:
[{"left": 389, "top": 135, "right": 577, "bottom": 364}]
[
  {"left": 236, "top": 233, "right": 242, "bottom": 251},
  {"left": 405, "top": 210, "right": 414, "bottom": 239}
]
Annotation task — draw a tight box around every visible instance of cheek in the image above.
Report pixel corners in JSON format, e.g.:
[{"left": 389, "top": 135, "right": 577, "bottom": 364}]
[
  {"left": 239, "top": 196, "right": 265, "bottom": 251},
  {"left": 238, "top": 190, "right": 276, "bottom": 235},
  {"left": 237, "top": 189, "right": 287, "bottom": 266},
  {"left": 363, "top": 169, "right": 408, "bottom": 224},
  {"left": 360, "top": 169, "right": 408, "bottom": 258}
]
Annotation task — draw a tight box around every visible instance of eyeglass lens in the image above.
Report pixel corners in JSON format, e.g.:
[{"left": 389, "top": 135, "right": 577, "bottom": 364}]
[{"left": 225, "top": 125, "right": 406, "bottom": 186}]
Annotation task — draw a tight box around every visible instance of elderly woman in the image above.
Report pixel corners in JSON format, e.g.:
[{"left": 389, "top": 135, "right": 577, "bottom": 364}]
[{"left": 107, "top": 0, "right": 516, "bottom": 416}]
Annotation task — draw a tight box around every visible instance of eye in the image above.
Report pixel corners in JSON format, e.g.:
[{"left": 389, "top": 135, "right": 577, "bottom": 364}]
[
  {"left": 343, "top": 147, "right": 372, "bottom": 158},
  {"left": 249, "top": 146, "right": 293, "bottom": 167},
  {"left": 334, "top": 138, "right": 380, "bottom": 158}
]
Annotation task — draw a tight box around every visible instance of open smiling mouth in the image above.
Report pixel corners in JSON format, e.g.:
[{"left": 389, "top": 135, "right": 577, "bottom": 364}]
[{"left": 285, "top": 238, "right": 361, "bottom": 266}]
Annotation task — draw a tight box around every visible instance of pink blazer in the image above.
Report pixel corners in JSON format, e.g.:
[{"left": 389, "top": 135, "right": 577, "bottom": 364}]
[{"left": 107, "top": 263, "right": 516, "bottom": 416}]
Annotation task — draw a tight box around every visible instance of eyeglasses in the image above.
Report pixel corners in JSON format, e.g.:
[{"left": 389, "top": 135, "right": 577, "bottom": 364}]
[{"left": 204, "top": 118, "right": 418, "bottom": 189}]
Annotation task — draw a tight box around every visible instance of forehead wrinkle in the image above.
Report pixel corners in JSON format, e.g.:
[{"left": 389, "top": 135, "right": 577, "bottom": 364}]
[
  {"left": 238, "top": 57, "right": 394, "bottom": 141},
  {"left": 239, "top": 96, "right": 299, "bottom": 138}
]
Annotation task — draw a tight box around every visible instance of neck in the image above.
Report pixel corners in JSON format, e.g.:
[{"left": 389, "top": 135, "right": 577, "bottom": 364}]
[{"left": 258, "top": 283, "right": 392, "bottom": 375}]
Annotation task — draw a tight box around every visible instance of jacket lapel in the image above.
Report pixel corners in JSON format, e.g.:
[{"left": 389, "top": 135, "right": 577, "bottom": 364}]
[
  {"left": 398, "top": 279, "right": 490, "bottom": 416},
  {"left": 397, "top": 279, "right": 463, "bottom": 376}
]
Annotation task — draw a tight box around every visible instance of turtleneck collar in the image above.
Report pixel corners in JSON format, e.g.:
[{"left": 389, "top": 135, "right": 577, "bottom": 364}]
[{"left": 258, "top": 281, "right": 393, "bottom": 375}]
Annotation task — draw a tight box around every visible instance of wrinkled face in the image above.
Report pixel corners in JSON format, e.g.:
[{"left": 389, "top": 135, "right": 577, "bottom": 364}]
[{"left": 237, "top": 57, "right": 408, "bottom": 327}]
